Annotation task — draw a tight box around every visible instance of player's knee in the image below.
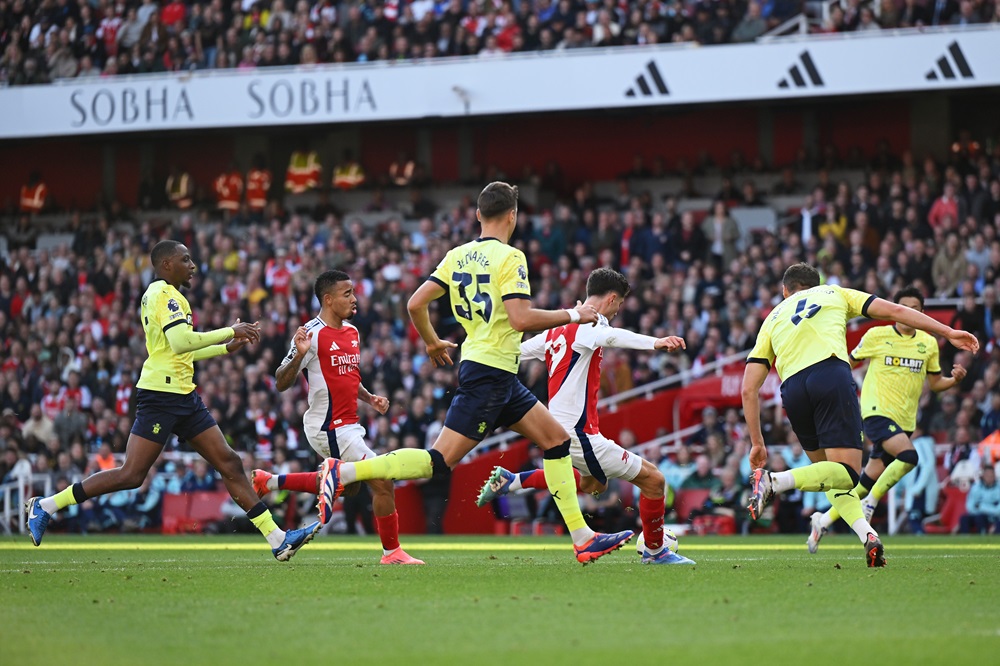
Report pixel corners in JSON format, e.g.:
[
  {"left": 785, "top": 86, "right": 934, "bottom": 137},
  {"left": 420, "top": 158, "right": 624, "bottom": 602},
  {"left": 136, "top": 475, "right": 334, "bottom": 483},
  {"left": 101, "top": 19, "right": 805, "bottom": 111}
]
[
  {"left": 120, "top": 466, "right": 147, "bottom": 489},
  {"left": 895, "top": 448, "right": 919, "bottom": 466},
  {"left": 838, "top": 462, "right": 860, "bottom": 487},
  {"left": 429, "top": 449, "right": 452, "bottom": 474},
  {"left": 643, "top": 468, "right": 666, "bottom": 498},
  {"left": 542, "top": 440, "right": 571, "bottom": 459}
]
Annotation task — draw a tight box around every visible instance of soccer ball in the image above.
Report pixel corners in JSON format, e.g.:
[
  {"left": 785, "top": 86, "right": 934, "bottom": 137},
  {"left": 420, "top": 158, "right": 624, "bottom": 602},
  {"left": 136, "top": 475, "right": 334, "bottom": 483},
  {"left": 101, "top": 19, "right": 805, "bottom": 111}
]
[{"left": 635, "top": 528, "right": 679, "bottom": 554}]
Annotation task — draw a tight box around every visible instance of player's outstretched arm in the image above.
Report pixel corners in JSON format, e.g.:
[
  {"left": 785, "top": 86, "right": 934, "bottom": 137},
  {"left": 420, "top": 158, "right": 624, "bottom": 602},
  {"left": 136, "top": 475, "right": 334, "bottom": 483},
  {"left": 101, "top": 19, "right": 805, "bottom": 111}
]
[
  {"left": 165, "top": 318, "right": 259, "bottom": 355},
  {"left": 741, "top": 361, "right": 770, "bottom": 470},
  {"left": 408, "top": 280, "right": 458, "bottom": 367},
  {"left": 867, "top": 299, "right": 980, "bottom": 353},
  {"left": 504, "top": 298, "right": 598, "bottom": 333}
]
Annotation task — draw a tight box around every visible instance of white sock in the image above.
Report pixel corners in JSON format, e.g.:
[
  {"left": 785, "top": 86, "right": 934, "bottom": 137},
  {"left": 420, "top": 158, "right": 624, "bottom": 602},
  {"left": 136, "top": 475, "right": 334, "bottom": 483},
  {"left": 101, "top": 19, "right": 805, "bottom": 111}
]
[
  {"left": 818, "top": 511, "right": 835, "bottom": 530},
  {"left": 266, "top": 477, "right": 279, "bottom": 491},
  {"left": 570, "top": 526, "right": 596, "bottom": 547},
  {"left": 39, "top": 497, "right": 58, "bottom": 514},
  {"left": 850, "top": 518, "right": 876, "bottom": 543},
  {"left": 339, "top": 462, "right": 357, "bottom": 485},
  {"left": 770, "top": 470, "right": 796, "bottom": 494},
  {"left": 265, "top": 528, "right": 286, "bottom": 549},
  {"left": 508, "top": 475, "right": 524, "bottom": 493},
  {"left": 383, "top": 547, "right": 398, "bottom": 556},
  {"left": 646, "top": 545, "right": 664, "bottom": 556}
]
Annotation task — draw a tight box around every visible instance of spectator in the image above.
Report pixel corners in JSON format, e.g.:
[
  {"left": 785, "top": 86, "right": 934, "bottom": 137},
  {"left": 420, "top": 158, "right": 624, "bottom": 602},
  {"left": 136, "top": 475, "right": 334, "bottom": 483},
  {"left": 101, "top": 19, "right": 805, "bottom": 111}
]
[
  {"left": 181, "top": 459, "right": 218, "bottom": 492},
  {"left": 932, "top": 233, "right": 969, "bottom": 297},
  {"left": 959, "top": 466, "right": 1000, "bottom": 533},
  {"left": 681, "top": 454, "right": 720, "bottom": 490}
]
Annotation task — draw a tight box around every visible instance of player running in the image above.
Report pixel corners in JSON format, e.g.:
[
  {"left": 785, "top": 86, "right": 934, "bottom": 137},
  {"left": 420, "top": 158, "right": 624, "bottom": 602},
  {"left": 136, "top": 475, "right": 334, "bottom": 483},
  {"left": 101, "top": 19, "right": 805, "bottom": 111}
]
[
  {"left": 318, "top": 181, "right": 635, "bottom": 564},
  {"left": 252, "top": 269, "right": 423, "bottom": 565},
  {"left": 742, "top": 263, "right": 977, "bottom": 567},
  {"left": 475, "top": 267, "right": 695, "bottom": 565},
  {"left": 806, "top": 285, "right": 967, "bottom": 553},
  {"left": 25, "top": 240, "right": 319, "bottom": 561}
]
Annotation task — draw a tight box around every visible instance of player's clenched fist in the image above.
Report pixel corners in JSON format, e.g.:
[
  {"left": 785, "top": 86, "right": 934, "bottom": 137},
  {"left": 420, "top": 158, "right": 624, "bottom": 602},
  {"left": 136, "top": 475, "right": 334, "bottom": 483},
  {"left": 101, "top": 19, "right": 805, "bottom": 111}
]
[{"left": 654, "top": 336, "right": 686, "bottom": 352}]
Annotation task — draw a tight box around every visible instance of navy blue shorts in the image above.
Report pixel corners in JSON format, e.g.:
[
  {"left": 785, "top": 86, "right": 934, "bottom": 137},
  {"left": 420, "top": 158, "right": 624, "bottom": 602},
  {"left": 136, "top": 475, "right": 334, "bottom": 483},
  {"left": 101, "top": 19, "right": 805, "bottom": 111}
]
[
  {"left": 864, "top": 415, "right": 912, "bottom": 460},
  {"left": 780, "top": 357, "right": 864, "bottom": 452},
  {"left": 444, "top": 360, "right": 539, "bottom": 441},
  {"left": 130, "top": 388, "right": 217, "bottom": 445}
]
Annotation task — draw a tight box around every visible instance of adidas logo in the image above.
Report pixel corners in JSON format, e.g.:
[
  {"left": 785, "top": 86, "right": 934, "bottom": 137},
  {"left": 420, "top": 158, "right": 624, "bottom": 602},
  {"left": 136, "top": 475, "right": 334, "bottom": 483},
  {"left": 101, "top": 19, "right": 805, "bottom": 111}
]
[
  {"left": 925, "top": 41, "right": 974, "bottom": 81},
  {"left": 625, "top": 60, "right": 669, "bottom": 98},
  {"left": 329, "top": 340, "right": 340, "bottom": 351},
  {"left": 777, "top": 51, "right": 824, "bottom": 89}
]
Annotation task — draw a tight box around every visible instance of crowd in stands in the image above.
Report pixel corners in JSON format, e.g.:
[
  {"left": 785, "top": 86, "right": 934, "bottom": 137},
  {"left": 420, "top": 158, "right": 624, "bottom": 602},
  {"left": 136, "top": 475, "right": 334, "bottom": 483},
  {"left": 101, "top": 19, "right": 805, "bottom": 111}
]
[
  {"left": 3, "top": 136, "right": 1000, "bottom": 536},
  {"left": 8, "top": 0, "right": 950, "bottom": 85}
]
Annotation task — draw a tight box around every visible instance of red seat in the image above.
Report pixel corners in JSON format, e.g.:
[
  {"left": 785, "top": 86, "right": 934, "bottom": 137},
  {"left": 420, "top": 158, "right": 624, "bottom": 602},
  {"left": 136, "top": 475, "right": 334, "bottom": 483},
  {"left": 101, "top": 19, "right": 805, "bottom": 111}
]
[
  {"left": 923, "top": 485, "right": 968, "bottom": 534},
  {"left": 674, "top": 489, "right": 711, "bottom": 522}
]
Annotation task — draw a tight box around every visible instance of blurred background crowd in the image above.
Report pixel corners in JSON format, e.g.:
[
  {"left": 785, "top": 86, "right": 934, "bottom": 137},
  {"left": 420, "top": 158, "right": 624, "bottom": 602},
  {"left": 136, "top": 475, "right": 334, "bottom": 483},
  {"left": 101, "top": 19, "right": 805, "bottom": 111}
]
[{"left": 3, "top": 0, "right": 999, "bottom": 84}]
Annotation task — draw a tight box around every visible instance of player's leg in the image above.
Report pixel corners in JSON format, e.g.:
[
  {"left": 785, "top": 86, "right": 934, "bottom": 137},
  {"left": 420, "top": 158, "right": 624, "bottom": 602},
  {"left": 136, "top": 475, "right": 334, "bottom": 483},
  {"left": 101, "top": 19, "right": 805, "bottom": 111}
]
[
  {"left": 866, "top": 431, "right": 918, "bottom": 509},
  {"left": 814, "top": 429, "right": 889, "bottom": 533},
  {"left": 26, "top": 432, "right": 163, "bottom": 546},
  {"left": 508, "top": 404, "right": 633, "bottom": 562},
  {"left": 322, "top": 365, "right": 514, "bottom": 516},
  {"left": 336, "top": 429, "right": 424, "bottom": 564},
  {"left": 186, "top": 410, "right": 318, "bottom": 562},
  {"left": 253, "top": 428, "right": 336, "bottom": 498}
]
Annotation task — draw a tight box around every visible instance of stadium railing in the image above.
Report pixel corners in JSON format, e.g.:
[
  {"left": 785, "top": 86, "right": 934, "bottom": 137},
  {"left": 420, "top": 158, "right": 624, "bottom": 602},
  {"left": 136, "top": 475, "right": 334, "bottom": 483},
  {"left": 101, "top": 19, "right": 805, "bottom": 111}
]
[{"left": 1, "top": 473, "right": 53, "bottom": 536}]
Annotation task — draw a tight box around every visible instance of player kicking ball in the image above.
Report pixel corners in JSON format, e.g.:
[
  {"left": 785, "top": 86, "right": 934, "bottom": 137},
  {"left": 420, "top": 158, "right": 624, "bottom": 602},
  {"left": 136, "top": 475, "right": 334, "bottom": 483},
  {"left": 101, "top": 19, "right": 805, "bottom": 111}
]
[
  {"left": 742, "top": 264, "right": 977, "bottom": 567},
  {"left": 807, "top": 285, "right": 966, "bottom": 553},
  {"left": 475, "top": 268, "right": 695, "bottom": 565},
  {"left": 318, "top": 182, "right": 634, "bottom": 564},
  {"left": 25, "top": 240, "right": 319, "bottom": 561},
  {"left": 252, "top": 270, "right": 423, "bottom": 565}
]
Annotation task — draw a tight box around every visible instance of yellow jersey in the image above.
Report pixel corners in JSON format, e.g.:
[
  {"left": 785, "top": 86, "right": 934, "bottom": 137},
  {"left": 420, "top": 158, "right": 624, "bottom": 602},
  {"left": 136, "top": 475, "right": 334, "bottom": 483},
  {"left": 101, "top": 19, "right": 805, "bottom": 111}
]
[
  {"left": 136, "top": 280, "right": 197, "bottom": 394},
  {"left": 429, "top": 237, "right": 531, "bottom": 374},
  {"left": 851, "top": 325, "right": 940, "bottom": 431},
  {"left": 748, "top": 284, "right": 875, "bottom": 380}
]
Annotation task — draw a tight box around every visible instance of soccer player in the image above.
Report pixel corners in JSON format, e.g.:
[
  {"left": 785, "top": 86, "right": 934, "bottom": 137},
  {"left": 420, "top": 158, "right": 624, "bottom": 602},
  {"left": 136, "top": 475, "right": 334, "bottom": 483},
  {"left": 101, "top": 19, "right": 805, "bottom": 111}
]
[
  {"left": 319, "top": 181, "right": 634, "bottom": 563},
  {"left": 742, "top": 263, "right": 977, "bottom": 567},
  {"left": 25, "top": 240, "right": 319, "bottom": 561},
  {"left": 252, "top": 269, "right": 423, "bottom": 565},
  {"left": 475, "top": 267, "right": 695, "bottom": 565},
  {"left": 806, "top": 286, "right": 967, "bottom": 552}
]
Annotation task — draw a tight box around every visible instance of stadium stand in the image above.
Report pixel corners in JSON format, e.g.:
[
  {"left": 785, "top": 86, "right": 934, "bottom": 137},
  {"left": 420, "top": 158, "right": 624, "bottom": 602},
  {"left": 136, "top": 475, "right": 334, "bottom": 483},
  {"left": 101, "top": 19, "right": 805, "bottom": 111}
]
[
  {"left": 2, "top": 0, "right": 998, "bottom": 85},
  {"left": 3, "top": 134, "right": 1000, "bottom": 536}
]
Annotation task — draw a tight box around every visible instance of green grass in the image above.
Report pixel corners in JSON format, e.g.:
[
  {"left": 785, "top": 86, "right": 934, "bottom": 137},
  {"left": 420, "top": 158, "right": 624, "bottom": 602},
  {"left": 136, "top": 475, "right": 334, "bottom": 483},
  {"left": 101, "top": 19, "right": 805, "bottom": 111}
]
[{"left": 2, "top": 534, "right": 998, "bottom": 666}]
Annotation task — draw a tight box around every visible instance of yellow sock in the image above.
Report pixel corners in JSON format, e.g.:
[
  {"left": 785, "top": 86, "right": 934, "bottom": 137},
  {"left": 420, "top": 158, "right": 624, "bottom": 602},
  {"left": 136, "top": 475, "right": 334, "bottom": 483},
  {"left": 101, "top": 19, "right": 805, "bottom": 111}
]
[
  {"left": 826, "top": 488, "right": 874, "bottom": 541},
  {"left": 249, "top": 509, "right": 280, "bottom": 537},
  {"left": 870, "top": 460, "right": 915, "bottom": 502},
  {"left": 790, "top": 461, "right": 855, "bottom": 492},
  {"left": 52, "top": 485, "right": 79, "bottom": 511},
  {"left": 353, "top": 449, "right": 432, "bottom": 482},
  {"left": 542, "top": 454, "right": 587, "bottom": 533},
  {"left": 823, "top": 482, "right": 870, "bottom": 526}
]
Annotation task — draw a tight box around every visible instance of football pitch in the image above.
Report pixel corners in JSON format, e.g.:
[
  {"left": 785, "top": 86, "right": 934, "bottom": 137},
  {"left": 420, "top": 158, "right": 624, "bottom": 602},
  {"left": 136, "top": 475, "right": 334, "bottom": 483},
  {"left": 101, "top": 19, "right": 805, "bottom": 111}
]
[{"left": 2, "top": 535, "right": 998, "bottom": 666}]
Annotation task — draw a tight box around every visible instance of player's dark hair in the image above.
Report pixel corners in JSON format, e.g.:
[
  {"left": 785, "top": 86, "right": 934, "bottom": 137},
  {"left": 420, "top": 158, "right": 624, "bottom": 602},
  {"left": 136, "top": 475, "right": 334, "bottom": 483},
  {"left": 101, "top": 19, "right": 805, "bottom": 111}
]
[
  {"left": 782, "top": 263, "right": 821, "bottom": 292},
  {"left": 314, "top": 269, "right": 351, "bottom": 301},
  {"left": 477, "top": 181, "right": 518, "bottom": 219},
  {"left": 893, "top": 285, "right": 924, "bottom": 309},
  {"left": 150, "top": 240, "right": 183, "bottom": 267},
  {"left": 586, "top": 267, "right": 631, "bottom": 298}
]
